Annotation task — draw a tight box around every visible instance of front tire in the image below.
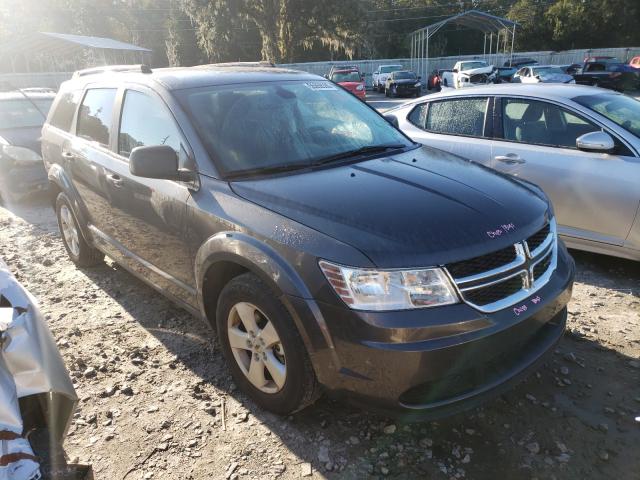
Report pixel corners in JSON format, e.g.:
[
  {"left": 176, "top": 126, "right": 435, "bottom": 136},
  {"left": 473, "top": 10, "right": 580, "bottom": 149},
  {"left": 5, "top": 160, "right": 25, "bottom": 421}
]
[
  {"left": 55, "top": 193, "right": 103, "bottom": 267},
  {"left": 216, "top": 273, "right": 319, "bottom": 415}
]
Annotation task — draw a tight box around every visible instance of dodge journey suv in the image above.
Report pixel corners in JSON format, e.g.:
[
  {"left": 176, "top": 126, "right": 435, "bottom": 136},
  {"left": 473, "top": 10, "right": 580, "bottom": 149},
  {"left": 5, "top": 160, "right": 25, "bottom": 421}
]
[{"left": 42, "top": 64, "right": 574, "bottom": 417}]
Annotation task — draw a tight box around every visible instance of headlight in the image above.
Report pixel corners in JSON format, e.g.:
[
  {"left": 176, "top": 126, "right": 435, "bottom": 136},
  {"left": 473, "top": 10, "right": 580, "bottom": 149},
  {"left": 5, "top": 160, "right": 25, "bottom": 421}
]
[
  {"left": 414, "top": 82, "right": 421, "bottom": 87},
  {"left": 319, "top": 260, "right": 459, "bottom": 311},
  {"left": 1, "top": 145, "right": 42, "bottom": 166},
  {"left": 356, "top": 84, "right": 364, "bottom": 91}
]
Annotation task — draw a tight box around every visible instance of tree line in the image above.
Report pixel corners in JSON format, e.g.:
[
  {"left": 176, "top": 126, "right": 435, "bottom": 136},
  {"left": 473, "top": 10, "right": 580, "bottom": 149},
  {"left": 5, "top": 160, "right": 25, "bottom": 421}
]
[{"left": 0, "top": 0, "right": 638, "bottom": 68}]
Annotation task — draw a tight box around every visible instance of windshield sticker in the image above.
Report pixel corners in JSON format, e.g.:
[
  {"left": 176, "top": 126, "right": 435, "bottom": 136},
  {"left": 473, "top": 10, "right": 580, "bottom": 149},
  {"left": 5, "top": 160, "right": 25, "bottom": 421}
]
[
  {"left": 304, "top": 81, "right": 338, "bottom": 91},
  {"left": 486, "top": 223, "right": 516, "bottom": 239}
]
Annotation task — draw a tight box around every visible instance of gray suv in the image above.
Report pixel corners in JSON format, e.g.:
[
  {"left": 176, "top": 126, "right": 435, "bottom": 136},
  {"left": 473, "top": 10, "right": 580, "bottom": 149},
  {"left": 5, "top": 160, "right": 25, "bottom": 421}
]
[{"left": 42, "top": 64, "right": 574, "bottom": 417}]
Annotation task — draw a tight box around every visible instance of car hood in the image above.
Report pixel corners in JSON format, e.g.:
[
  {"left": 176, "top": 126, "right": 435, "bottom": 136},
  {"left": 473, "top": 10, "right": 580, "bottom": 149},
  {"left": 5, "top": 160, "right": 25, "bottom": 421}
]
[
  {"left": 539, "top": 73, "right": 574, "bottom": 83},
  {"left": 0, "top": 126, "right": 43, "bottom": 154},
  {"left": 230, "top": 146, "right": 550, "bottom": 268},
  {"left": 338, "top": 82, "right": 363, "bottom": 90},
  {"left": 460, "top": 66, "right": 494, "bottom": 76}
]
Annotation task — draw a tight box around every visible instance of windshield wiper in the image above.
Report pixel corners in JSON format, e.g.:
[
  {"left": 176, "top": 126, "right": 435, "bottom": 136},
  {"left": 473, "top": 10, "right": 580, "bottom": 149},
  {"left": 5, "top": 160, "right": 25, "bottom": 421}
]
[
  {"left": 310, "top": 143, "right": 407, "bottom": 166},
  {"left": 225, "top": 162, "right": 311, "bottom": 179}
]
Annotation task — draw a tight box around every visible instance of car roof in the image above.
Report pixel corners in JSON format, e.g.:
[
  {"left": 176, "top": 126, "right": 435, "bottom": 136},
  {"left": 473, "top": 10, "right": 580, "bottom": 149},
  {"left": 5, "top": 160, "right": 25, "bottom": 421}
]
[
  {"left": 63, "top": 64, "right": 321, "bottom": 91},
  {"left": 388, "top": 84, "right": 612, "bottom": 112}
]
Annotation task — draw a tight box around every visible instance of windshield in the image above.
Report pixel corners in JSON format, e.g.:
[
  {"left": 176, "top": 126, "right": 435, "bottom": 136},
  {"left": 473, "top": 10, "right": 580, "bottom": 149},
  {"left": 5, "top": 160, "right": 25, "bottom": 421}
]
[
  {"left": 32, "top": 98, "right": 54, "bottom": 115},
  {"left": 393, "top": 71, "right": 416, "bottom": 80},
  {"left": 178, "top": 80, "right": 413, "bottom": 176},
  {"left": 331, "top": 71, "right": 361, "bottom": 83},
  {"left": 532, "top": 67, "right": 565, "bottom": 76},
  {"left": 573, "top": 93, "right": 640, "bottom": 138},
  {"left": 0, "top": 99, "right": 47, "bottom": 129},
  {"left": 380, "top": 66, "right": 402, "bottom": 74},
  {"left": 460, "top": 62, "right": 487, "bottom": 71}
]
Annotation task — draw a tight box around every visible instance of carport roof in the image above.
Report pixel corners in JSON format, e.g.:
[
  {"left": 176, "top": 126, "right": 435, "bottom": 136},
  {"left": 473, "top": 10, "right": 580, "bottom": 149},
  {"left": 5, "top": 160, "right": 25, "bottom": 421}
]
[{"left": 411, "top": 9, "right": 519, "bottom": 35}]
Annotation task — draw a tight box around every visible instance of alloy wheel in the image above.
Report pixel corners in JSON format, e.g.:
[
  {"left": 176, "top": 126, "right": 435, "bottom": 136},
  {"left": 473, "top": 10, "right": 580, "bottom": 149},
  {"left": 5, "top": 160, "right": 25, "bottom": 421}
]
[
  {"left": 227, "top": 302, "right": 286, "bottom": 394},
  {"left": 60, "top": 204, "right": 80, "bottom": 257}
]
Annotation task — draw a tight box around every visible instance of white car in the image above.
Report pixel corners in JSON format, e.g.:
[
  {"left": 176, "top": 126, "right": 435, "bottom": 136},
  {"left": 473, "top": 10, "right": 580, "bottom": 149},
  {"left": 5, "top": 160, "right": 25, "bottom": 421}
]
[
  {"left": 386, "top": 84, "right": 640, "bottom": 260},
  {"left": 372, "top": 64, "right": 403, "bottom": 93},
  {"left": 441, "top": 60, "right": 496, "bottom": 89},
  {"left": 514, "top": 65, "right": 575, "bottom": 84}
]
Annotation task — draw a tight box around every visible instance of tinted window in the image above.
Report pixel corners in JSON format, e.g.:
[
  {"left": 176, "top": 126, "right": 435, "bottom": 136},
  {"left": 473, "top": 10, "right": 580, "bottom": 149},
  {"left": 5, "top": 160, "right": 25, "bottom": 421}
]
[
  {"left": 0, "top": 99, "right": 46, "bottom": 129},
  {"left": 118, "top": 90, "right": 187, "bottom": 162},
  {"left": 77, "top": 88, "right": 117, "bottom": 145},
  {"left": 49, "top": 90, "right": 81, "bottom": 131},
  {"left": 394, "top": 71, "right": 416, "bottom": 80},
  {"left": 331, "top": 72, "right": 361, "bottom": 83},
  {"left": 425, "top": 98, "right": 488, "bottom": 137},
  {"left": 502, "top": 99, "right": 599, "bottom": 148}
]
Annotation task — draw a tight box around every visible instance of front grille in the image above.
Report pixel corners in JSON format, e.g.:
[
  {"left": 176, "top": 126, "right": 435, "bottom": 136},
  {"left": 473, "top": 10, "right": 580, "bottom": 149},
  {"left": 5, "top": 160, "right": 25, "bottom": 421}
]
[
  {"left": 445, "top": 220, "right": 557, "bottom": 313},
  {"left": 526, "top": 223, "right": 550, "bottom": 253},
  {"left": 447, "top": 245, "right": 517, "bottom": 279},
  {"left": 464, "top": 275, "right": 523, "bottom": 307}
]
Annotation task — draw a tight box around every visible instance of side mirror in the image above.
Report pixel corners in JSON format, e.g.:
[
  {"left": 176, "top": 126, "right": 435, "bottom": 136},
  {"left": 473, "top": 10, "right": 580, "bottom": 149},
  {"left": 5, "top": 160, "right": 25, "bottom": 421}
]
[
  {"left": 417, "top": 76, "right": 422, "bottom": 80},
  {"left": 384, "top": 114, "right": 399, "bottom": 129},
  {"left": 452, "top": 69, "right": 458, "bottom": 73},
  {"left": 576, "top": 131, "right": 615, "bottom": 153},
  {"left": 130, "top": 145, "right": 191, "bottom": 181}
]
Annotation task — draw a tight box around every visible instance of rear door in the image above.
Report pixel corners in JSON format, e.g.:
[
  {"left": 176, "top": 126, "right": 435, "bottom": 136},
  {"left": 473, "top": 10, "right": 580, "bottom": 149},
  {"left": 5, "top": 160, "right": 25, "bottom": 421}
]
[
  {"left": 399, "top": 96, "right": 494, "bottom": 165},
  {"left": 491, "top": 96, "right": 639, "bottom": 245}
]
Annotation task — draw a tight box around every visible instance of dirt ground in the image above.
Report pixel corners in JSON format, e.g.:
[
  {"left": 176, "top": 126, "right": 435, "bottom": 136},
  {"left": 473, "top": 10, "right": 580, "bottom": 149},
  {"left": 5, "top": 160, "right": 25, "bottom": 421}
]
[{"left": 0, "top": 196, "right": 638, "bottom": 480}]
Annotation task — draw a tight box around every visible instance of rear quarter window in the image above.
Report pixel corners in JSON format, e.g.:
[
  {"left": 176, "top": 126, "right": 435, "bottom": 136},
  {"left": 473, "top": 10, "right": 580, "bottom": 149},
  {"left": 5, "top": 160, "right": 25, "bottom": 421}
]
[{"left": 49, "top": 90, "right": 82, "bottom": 131}]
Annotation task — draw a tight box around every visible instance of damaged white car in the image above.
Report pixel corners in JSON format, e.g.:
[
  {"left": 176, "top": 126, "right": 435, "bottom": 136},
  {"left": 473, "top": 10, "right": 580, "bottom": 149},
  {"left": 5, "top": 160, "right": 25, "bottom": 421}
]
[
  {"left": 441, "top": 60, "right": 498, "bottom": 89},
  {"left": 0, "top": 260, "right": 87, "bottom": 480}
]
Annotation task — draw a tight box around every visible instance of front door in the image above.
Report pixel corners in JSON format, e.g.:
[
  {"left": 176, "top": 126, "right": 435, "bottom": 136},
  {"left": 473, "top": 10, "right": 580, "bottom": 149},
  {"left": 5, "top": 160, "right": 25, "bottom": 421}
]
[{"left": 491, "top": 97, "right": 639, "bottom": 245}]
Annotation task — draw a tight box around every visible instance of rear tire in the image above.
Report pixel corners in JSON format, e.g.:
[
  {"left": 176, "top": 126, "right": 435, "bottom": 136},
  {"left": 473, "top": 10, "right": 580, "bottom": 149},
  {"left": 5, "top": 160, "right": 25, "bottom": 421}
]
[
  {"left": 216, "top": 273, "right": 319, "bottom": 415},
  {"left": 55, "top": 193, "right": 103, "bottom": 267}
]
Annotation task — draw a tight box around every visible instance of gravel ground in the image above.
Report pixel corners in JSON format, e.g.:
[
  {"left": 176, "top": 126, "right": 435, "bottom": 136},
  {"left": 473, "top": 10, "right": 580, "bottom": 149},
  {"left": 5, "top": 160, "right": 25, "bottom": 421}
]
[{"left": 1, "top": 196, "right": 639, "bottom": 480}]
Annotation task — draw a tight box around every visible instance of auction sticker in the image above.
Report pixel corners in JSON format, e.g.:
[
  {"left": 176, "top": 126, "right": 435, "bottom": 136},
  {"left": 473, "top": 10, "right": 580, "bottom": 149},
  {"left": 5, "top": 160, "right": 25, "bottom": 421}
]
[{"left": 304, "top": 81, "right": 338, "bottom": 91}]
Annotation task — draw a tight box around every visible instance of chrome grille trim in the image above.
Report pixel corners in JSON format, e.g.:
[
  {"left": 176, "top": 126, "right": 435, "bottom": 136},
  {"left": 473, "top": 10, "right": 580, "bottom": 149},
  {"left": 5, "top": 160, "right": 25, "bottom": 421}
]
[{"left": 445, "top": 219, "right": 558, "bottom": 313}]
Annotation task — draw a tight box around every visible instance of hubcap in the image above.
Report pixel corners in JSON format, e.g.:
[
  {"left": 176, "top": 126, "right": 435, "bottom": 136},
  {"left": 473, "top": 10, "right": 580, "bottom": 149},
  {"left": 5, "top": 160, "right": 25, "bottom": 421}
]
[
  {"left": 60, "top": 205, "right": 80, "bottom": 257},
  {"left": 227, "top": 302, "right": 286, "bottom": 394}
]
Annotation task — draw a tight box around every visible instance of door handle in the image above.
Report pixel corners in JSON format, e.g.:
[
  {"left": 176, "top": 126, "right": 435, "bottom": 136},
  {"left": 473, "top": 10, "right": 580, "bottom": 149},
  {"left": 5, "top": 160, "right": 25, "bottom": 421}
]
[
  {"left": 495, "top": 154, "right": 525, "bottom": 165},
  {"left": 106, "top": 174, "right": 124, "bottom": 188}
]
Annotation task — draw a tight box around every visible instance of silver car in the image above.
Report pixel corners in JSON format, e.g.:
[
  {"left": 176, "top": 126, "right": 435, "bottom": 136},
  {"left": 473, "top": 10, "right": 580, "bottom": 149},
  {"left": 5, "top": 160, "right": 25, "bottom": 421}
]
[
  {"left": 389, "top": 84, "right": 640, "bottom": 260},
  {"left": 512, "top": 65, "right": 575, "bottom": 84}
]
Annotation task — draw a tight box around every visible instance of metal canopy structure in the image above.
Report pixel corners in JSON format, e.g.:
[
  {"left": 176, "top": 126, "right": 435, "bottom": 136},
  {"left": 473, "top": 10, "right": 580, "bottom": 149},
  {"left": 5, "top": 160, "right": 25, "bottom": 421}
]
[
  {"left": 0, "top": 32, "right": 152, "bottom": 73},
  {"left": 409, "top": 9, "right": 519, "bottom": 79}
]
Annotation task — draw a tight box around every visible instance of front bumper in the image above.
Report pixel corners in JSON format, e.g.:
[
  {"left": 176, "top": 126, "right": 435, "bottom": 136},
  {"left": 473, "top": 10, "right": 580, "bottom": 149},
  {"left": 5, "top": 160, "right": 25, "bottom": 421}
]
[
  {"left": 290, "top": 242, "right": 574, "bottom": 418},
  {"left": 0, "top": 163, "right": 49, "bottom": 199}
]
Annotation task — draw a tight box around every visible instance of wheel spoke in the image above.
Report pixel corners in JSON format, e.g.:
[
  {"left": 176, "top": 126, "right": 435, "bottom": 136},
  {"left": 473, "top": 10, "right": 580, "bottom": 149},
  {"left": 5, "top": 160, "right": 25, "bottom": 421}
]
[
  {"left": 258, "top": 320, "right": 279, "bottom": 348},
  {"left": 247, "top": 355, "right": 266, "bottom": 388},
  {"left": 264, "top": 351, "right": 286, "bottom": 389},
  {"left": 235, "top": 303, "right": 259, "bottom": 334},
  {"left": 228, "top": 326, "right": 250, "bottom": 350}
]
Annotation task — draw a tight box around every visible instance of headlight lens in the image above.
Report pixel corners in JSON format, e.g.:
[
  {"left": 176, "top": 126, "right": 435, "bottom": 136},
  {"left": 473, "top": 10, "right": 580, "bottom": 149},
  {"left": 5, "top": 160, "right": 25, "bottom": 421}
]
[
  {"left": 356, "top": 84, "right": 364, "bottom": 91},
  {"left": 414, "top": 82, "right": 421, "bottom": 87},
  {"left": 2, "top": 145, "right": 42, "bottom": 166},
  {"left": 319, "top": 260, "right": 459, "bottom": 311}
]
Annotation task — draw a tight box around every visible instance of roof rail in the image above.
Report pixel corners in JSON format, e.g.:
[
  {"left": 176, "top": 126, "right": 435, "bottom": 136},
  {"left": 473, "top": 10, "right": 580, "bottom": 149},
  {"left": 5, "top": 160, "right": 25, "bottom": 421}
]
[
  {"left": 201, "top": 61, "right": 276, "bottom": 68},
  {"left": 72, "top": 64, "right": 152, "bottom": 78}
]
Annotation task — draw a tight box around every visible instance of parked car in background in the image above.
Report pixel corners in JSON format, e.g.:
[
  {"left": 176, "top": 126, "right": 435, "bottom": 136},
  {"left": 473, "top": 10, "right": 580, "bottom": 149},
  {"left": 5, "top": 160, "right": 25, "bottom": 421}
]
[
  {"left": 329, "top": 68, "right": 366, "bottom": 100},
  {"left": 388, "top": 84, "right": 640, "bottom": 261},
  {"left": 327, "top": 64, "right": 360, "bottom": 80},
  {"left": 41, "top": 64, "right": 574, "bottom": 418},
  {"left": 629, "top": 56, "right": 640, "bottom": 69},
  {"left": 441, "top": 60, "right": 496, "bottom": 89},
  {"left": 372, "top": 64, "right": 402, "bottom": 92},
  {"left": 574, "top": 60, "right": 640, "bottom": 91},
  {"left": 560, "top": 63, "right": 582, "bottom": 75},
  {"left": 513, "top": 65, "right": 575, "bottom": 84},
  {"left": 384, "top": 70, "right": 421, "bottom": 98},
  {"left": 427, "top": 69, "right": 449, "bottom": 91},
  {"left": 0, "top": 89, "right": 55, "bottom": 204},
  {"left": 498, "top": 57, "right": 538, "bottom": 82}
]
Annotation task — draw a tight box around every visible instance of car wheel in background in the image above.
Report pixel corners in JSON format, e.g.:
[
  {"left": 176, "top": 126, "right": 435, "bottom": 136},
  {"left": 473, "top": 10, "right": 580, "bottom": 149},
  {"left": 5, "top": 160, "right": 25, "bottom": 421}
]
[
  {"left": 216, "top": 273, "right": 319, "bottom": 415},
  {"left": 55, "top": 192, "right": 104, "bottom": 267}
]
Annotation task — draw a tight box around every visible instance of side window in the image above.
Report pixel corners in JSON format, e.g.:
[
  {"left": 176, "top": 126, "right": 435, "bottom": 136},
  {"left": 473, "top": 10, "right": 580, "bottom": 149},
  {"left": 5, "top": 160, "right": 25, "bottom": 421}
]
[
  {"left": 77, "top": 88, "right": 117, "bottom": 146},
  {"left": 118, "top": 90, "right": 187, "bottom": 163},
  {"left": 49, "top": 89, "right": 82, "bottom": 131},
  {"left": 424, "top": 98, "right": 488, "bottom": 137},
  {"left": 502, "top": 98, "right": 599, "bottom": 148},
  {"left": 408, "top": 103, "right": 427, "bottom": 128}
]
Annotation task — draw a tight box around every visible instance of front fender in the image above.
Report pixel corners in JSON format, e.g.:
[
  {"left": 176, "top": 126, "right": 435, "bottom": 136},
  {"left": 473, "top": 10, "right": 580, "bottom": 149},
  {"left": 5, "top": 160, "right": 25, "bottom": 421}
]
[
  {"left": 47, "top": 164, "right": 93, "bottom": 244},
  {"left": 194, "top": 232, "right": 338, "bottom": 368}
]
